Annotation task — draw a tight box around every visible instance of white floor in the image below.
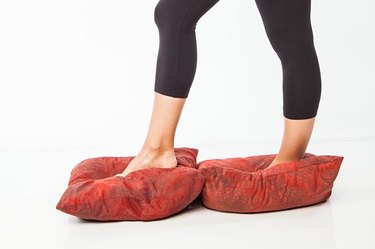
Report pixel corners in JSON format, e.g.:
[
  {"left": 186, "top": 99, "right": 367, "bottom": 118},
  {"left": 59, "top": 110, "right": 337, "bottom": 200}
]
[{"left": 0, "top": 138, "right": 374, "bottom": 249}]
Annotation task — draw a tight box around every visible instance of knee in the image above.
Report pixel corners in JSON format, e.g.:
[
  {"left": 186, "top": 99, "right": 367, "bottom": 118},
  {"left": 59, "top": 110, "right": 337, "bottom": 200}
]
[
  {"left": 154, "top": 1, "right": 169, "bottom": 30},
  {"left": 266, "top": 24, "right": 316, "bottom": 62},
  {"left": 154, "top": 1, "right": 189, "bottom": 33},
  {"left": 154, "top": 0, "right": 203, "bottom": 33}
]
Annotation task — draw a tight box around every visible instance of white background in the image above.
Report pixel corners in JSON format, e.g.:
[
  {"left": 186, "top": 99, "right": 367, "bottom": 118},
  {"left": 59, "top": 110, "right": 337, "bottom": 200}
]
[
  {"left": 1, "top": 0, "right": 374, "bottom": 153},
  {"left": 0, "top": 1, "right": 374, "bottom": 249}
]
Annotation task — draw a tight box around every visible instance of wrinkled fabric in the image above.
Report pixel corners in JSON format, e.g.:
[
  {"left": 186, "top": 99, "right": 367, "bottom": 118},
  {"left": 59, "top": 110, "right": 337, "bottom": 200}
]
[
  {"left": 198, "top": 153, "right": 344, "bottom": 213},
  {"left": 56, "top": 147, "right": 204, "bottom": 221}
]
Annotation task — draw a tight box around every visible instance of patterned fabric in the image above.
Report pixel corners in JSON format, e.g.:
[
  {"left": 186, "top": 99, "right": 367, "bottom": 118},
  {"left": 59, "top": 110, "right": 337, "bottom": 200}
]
[
  {"left": 198, "top": 153, "right": 344, "bottom": 213},
  {"left": 56, "top": 147, "right": 203, "bottom": 221}
]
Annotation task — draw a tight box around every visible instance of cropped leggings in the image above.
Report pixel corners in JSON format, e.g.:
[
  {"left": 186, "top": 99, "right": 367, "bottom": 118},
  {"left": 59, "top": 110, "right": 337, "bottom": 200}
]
[{"left": 153, "top": 0, "right": 321, "bottom": 120}]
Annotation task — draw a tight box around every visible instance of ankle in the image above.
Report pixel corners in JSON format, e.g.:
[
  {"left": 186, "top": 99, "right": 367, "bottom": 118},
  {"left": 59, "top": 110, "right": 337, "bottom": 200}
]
[
  {"left": 274, "top": 154, "right": 302, "bottom": 163},
  {"left": 138, "top": 144, "right": 177, "bottom": 167},
  {"left": 140, "top": 143, "right": 174, "bottom": 155}
]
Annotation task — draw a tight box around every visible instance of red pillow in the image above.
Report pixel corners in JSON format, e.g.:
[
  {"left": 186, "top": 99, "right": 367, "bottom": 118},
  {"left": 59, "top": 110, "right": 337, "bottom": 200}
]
[
  {"left": 56, "top": 147, "right": 204, "bottom": 221},
  {"left": 198, "top": 153, "right": 344, "bottom": 213}
]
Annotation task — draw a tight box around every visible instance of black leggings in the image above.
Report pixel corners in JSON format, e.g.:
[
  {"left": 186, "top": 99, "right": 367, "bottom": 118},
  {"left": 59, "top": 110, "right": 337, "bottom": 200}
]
[{"left": 153, "top": 0, "right": 321, "bottom": 120}]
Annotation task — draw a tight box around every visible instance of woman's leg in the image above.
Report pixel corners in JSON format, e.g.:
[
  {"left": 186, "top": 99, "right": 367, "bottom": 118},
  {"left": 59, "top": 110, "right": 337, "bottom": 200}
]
[
  {"left": 117, "top": 93, "right": 185, "bottom": 177},
  {"left": 253, "top": 0, "right": 322, "bottom": 167},
  {"left": 269, "top": 117, "right": 316, "bottom": 167},
  {"left": 117, "top": 0, "right": 220, "bottom": 177}
]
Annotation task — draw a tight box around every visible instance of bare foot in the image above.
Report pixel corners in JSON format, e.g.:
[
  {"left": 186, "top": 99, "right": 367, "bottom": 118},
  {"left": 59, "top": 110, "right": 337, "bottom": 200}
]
[{"left": 115, "top": 147, "right": 178, "bottom": 178}]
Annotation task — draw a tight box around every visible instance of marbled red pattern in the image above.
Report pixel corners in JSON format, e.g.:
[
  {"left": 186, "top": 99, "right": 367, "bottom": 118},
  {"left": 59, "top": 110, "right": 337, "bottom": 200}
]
[
  {"left": 198, "top": 153, "right": 344, "bottom": 213},
  {"left": 56, "top": 147, "right": 204, "bottom": 221}
]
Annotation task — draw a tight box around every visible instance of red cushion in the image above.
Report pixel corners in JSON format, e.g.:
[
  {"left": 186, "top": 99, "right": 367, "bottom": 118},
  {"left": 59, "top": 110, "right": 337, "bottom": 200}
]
[
  {"left": 56, "top": 147, "right": 204, "bottom": 221},
  {"left": 198, "top": 153, "right": 344, "bottom": 213}
]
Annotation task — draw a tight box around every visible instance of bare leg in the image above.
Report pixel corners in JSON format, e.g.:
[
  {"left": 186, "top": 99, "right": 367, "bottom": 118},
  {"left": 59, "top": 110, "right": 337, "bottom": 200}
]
[
  {"left": 116, "top": 92, "right": 186, "bottom": 177},
  {"left": 116, "top": 0, "right": 220, "bottom": 177},
  {"left": 267, "top": 116, "right": 315, "bottom": 168},
  {"left": 254, "top": 0, "right": 321, "bottom": 168}
]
